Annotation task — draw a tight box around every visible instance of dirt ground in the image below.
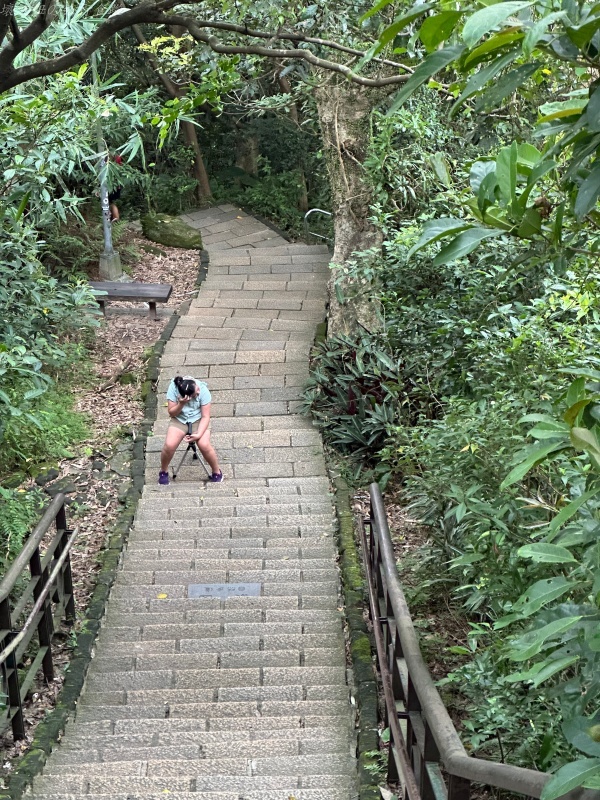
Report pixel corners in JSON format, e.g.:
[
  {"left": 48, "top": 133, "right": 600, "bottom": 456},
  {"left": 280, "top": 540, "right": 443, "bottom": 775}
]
[{"left": 0, "top": 228, "right": 200, "bottom": 777}]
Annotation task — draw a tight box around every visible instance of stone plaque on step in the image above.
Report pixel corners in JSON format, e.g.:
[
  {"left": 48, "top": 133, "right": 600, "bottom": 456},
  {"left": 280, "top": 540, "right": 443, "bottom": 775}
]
[{"left": 188, "top": 583, "right": 261, "bottom": 598}]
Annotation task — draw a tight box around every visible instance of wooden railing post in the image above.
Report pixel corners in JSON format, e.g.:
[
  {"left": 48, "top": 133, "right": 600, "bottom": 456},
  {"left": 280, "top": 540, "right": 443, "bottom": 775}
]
[
  {"left": 54, "top": 504, "right": 75, "bottom": 623},
  {"left": 0, "top": 599, "right": 24, "bottom": 740},
  {"left": 29, "top": 547, "right": 54, "bottom": 683}
]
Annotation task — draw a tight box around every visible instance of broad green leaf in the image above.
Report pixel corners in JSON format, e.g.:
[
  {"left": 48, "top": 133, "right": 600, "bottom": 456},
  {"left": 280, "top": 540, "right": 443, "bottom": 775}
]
[
  {"left": 496, "top": 142, "right": 518, "bottom": 202},
  {"left": 565, "top": 15, "right": 600, "bottom": 49},
  {"left": 451, "top": 51, "right": 517, "bottom": 116},
  {"left": 538, "top": 99, "right": 587, "bottom": 123},
  {"left": 517, "top": 543, "right": 579, "bottom": 564},
  {"left": 430, "top": 153, "right": 452, "bottom": 187},
  {"left": 469, "top": 160, "right": 496, "bottom": 193},
  {"left": 586, "top": 86, "right": 600, "bottom": 133},
  {"left": 432, "top": 227, "right": 503, "bottom": 266},
  {"left": 563, "top": 398, "right": 592, "bottom": 426},
  {"left": 575, "top": 162, "right": 600, "bottom": 220},
  {"left": 500, "top": 440, "right": 570, "bottom": 490},
  {"left": 450, "top": 552, "right": 485, "bottom": 568},
  {"left": 474, "top": 62, "right": 539, "bottom": 112},
  {"left": 517, "top": 206, "right": 542, "bottom": 236},
  {"left": 407, "top": 218, "right": 473, "bottom": 257},
  {"left": 549, "top": 487, "right": 600, "bottom": 536},
  {"left": 501, "top": 576, "right": 576, "bottom": 623},
  {"left": 420, "top": 11, "right": 462, "bottom": 51},
  {"left": 523, "top": 11, "right": 567, "bottom": 56},
  {"left": 507, "top": 655, "right": 580, "bottom": 686},
  {"left": 462, "top": 31, "right": 523, "bottom": 69},
  {"left": 387, "top": 46, "right": 464, "bottom": 115},
  {"left": 540, "top": 759, "right": 600, "bottom": 800},
  {"left": 462, "top": 1, "right": 533, "bottom": 48},
  {"left": 375, "top": 2, "right": 435, "bottom": 45},
  {"left": 563, "top": 715, "right": 600, "bottom": 757},
  {"left": 571, "top": 426, "right": 600, "bottom": 464},
  {"left": 516, "top": 142, "right": 542, "bottom": 170},
  {"left": 480, "top": 205, "right": 514, "bottom": 230},
  {"left": 508, "top": 616, "right": 583, "bottom": 662},
  {"left": 566, "top": 377, "right": 586, "bottom": 408},
  {"left": 531, "top": 655, "right": 580, "bottom": 687}
]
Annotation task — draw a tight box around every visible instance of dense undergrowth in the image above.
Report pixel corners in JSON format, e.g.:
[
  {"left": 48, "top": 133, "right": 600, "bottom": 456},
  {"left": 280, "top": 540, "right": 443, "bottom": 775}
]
[{"left": 303, "top": 93, "right": 600, "bottom": 787}]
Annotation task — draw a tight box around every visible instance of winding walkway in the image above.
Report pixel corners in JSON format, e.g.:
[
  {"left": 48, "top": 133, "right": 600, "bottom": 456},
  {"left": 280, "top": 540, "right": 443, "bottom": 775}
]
[{"left": 29, "top": 206, "right": 358, "bottom": 800}]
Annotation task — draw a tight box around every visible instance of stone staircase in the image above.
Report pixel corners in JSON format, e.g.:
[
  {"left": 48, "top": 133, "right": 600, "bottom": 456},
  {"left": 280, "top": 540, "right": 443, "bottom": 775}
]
[{"left": 27, "top": 207, "right": 358, "bottom": 799}]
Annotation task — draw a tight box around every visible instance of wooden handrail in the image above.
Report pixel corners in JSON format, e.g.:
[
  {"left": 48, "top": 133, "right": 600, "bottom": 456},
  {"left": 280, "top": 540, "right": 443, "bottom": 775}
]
[
  {"left": 364, "top": 483, "right": 600, "bottom": 800},
  {"left": 0, "top": 493, "right": 76, "bottom": 740},
  {"left": 0, "top": 494, "right": 66, "bottom": 604}
]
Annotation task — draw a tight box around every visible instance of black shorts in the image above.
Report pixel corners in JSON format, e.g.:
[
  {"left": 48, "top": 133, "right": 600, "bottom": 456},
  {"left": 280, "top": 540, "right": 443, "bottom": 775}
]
[{"left": 108, "top": 187, "right": 122, "bottom": 203}]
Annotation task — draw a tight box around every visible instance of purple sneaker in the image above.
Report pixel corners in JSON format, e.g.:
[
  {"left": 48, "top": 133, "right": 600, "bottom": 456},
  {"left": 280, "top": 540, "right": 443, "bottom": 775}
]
[
  {"left": 158, "top": 471, "right": 169, "bottom": 485},
  {"left": 209, "top": 471, "right": 224, "bottom": 483}
]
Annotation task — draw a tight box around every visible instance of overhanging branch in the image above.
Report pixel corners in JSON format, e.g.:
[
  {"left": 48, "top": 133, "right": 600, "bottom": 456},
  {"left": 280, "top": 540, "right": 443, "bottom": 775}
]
[{"left": 0, "top": 2, "right": 411, "bottom": 93}]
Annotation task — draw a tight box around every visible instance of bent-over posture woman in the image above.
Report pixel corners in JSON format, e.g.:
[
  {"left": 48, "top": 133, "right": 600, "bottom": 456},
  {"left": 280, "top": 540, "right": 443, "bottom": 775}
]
[{"left": 159, "top": 375, "right": 223, "bottom": 485}]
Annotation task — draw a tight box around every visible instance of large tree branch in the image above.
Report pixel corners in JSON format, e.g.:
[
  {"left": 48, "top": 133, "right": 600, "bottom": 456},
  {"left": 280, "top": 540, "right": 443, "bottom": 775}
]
[
  {"left": 8, "top": 0, "right": 56, "bottom": 59},
  {"left": 0, "top": 3, "right": 411, "bottom": 94},
  {"left": 167, "top": 14, "right": 410, "bottom": 86},
  {"left": 0, "top": 0, "right": 17, "bottom": 50}
]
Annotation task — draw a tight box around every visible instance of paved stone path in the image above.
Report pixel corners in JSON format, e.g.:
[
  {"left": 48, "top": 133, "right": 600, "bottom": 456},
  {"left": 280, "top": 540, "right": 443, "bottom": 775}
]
[{"left": 28, "top": 206, "right": 358, "bottom": 799}]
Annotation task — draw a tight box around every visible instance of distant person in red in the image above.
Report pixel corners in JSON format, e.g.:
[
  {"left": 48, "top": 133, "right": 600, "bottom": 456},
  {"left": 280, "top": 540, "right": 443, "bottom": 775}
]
[{"left": 108, "top": 154, "right": 123, "bottom": 222}]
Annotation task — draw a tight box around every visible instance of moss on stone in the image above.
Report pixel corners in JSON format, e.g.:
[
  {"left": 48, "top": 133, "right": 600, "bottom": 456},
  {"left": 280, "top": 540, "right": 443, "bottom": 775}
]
[{"left": 141, "top": 213, "right": 203, "bottom": 249}]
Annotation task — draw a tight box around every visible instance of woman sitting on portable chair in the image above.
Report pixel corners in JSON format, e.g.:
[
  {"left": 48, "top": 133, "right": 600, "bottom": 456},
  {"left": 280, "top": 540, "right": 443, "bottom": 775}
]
[{"left": 158, "top": 375, "right": 223, "bottom": 485}]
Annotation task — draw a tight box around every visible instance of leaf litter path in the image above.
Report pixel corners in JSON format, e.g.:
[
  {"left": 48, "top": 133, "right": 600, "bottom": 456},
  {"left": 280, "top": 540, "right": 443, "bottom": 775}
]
[{"left": 25, "top": 205, "right": 360, "bottom": 800}]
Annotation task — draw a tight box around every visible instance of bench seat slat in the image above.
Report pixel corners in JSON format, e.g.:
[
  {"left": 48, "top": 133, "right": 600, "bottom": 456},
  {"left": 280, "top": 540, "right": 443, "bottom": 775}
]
[{"left": 90, "top": 281, "right": 172, "bottom": 303}]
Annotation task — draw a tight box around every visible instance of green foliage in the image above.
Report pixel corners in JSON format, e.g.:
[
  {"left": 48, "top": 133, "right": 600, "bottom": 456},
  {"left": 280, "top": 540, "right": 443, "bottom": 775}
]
[
  {"left": 212, "top": 159, "right": 309, "bottom": 237},
  {"left": 362, "top": 0, "right": 600, "bottom": 277},
  {"left": 302, "top": 331, "right": 404, "bottom": 483},
  {"left": 0, "top": 488, "right": 45, "bottom": 576},
  {"left": 305, "top": 78, "right": 600, "bottom": 788},
  {"left": 0, "top": 388, "right": 90, "bottom": 479}
]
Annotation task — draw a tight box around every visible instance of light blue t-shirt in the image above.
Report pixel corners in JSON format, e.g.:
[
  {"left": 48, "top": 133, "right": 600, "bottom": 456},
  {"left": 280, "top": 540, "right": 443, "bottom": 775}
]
[{"left": 166, "top": 377, "right": 211, "bottom": 424}]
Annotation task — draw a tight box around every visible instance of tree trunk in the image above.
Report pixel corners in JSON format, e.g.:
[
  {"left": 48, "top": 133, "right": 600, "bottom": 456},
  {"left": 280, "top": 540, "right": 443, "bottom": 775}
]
[
  {"left": 278, "top": 73, "right": 308, "bottom": 212},
  {"left": 235, "top": 135, "right": 259, "bottom": 176},
  {"left": 182, "top": 120, "right": 212, "bottom": 199},
  {"left": 129, "top": 19, "right": 212, "bottom": 201},
  {"left": 315, "top": 81, "right": 384, "bottom": 337}
]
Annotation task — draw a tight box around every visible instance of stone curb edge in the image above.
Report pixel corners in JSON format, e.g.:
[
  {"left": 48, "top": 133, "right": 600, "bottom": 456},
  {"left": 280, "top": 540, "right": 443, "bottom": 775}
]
[
  {"left": 0, "top": 248, "right": 209, "bottom": 800},
  {"left": 332, "top": 475, "right": 380, "bottom": 800}
]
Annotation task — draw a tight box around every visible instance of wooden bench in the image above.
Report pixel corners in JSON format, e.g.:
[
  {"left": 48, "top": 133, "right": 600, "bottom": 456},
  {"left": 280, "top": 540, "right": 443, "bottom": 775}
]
[{"left": 90, "top": 281, "right": 172, "bottom": 320}]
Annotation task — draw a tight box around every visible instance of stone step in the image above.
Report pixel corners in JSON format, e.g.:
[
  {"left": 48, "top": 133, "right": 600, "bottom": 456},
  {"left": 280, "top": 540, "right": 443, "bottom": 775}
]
[
  {"left": 67, "top": 714, "right": 351, "bottom": 737},
  {"left": 53, "top": 733, "right": 351, "bottom": 763},
  {"left": 88, "top": 647, "right": 346, "bottom": 673},
  {"left": 105, "top": 596, "right": 341, "bottom": 611},
  {"left": 136, "top": 490, "right": 328, "bottom": 505},
  {"left": 96, "top": 621, "right": 343, "bottom": 644},
  {"left": 84, "top": 665, "right": 346, "bottom": 690},
  {"left": 111, "top": 572, "right": 339, "bottom": 589},
  {"left": 109, "top": 584, "right": 339, "bottom": 603},
  {"left": 73, "top": 700, "right": 352, "bottom": 722},
  {"left": 124, "top": 540, "right": 333, "bottom": 555},
  {"left": 118, "top": 558, "right": 336, "bottom": 573},
  {"left": 133, "top": 503, "right": 332, "bottom": 520},
  {"left": 80, "top": 685, "right": 349, "bottom": 708},
  {"left": 31, "top": 794, "right": 354, "bottom": 800},
  {"left": 59, "top": 725, "right": 350, "bottom": 748},
  {"left": 109, "top": 583, "right": 339, "bottom": 604},
  {"left": 102, "top": 609, "right": 341, "bottom": 627},
  {"left": 43, "top": 754, "right": 354, "bottom": 778},
  {"left": 33, "top": 774, "right": 353, "bottom": 796},
  {"left": 130, "top": 519, "right": 334, "bottom": 532}
]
